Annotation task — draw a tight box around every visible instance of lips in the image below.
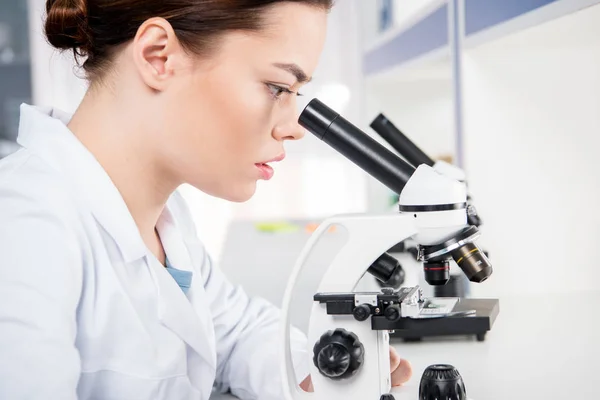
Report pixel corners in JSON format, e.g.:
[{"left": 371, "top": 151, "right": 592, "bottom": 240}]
[
  {"left": 262, "top": 153, "right": 286, "bottom": 164},
  {"left": 255, "top": 153, "right": 285, "bottom": 180}
]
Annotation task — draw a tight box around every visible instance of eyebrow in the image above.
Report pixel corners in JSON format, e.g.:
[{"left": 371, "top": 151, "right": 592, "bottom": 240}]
[{"left": 273, "top": 63, "right": 312, "bottom": 84}]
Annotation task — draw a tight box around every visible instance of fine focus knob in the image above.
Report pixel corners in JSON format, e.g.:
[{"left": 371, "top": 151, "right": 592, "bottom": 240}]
[
  {"left": 384, "top": 304, "right": 401, "bottom": 322},
  {"left": 419, "top": 364, "right": 467, "bottom": 400},
  {"left": 313, "top": 329, "right": 364, "bottom": 380}
]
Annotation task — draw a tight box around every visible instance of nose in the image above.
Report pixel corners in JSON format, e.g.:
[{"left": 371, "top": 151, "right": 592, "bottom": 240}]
[
  {"left": 272, "top": 103, "right": 306, "bottom": 142},
  {"left": 273, "top": 120, "right": 306, "bottom": 142}
]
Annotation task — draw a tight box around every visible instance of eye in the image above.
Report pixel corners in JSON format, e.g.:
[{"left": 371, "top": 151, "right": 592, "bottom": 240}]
[{"left": 266, "top": 83, "right": 303, "bottom": 100}]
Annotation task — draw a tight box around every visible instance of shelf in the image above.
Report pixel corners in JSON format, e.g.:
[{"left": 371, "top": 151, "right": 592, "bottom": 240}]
[
  {"left": 362, "top": 1, "right": 449, "bottom": 77},
  {"left": 365, "top": 47, "right": 452, "bottom": 86},
  {"left": 361, "top": 0, "right": 600, "bottom": 79},
  {"left": 463, "top": 0, "right": 600, "bottom": 49}
]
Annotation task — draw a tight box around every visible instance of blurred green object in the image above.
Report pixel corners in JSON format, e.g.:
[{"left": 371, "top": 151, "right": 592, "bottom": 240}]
[
  {"left": 388, "top": 192, "right": 399, "bottom": 207},
  {"left": 254, "top": 221, "right": 299, "bottom": 233}
]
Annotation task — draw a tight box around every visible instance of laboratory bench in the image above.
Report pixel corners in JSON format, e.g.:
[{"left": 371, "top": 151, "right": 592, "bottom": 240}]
[{"left": 210, "top": 290, "right": 600, "bottom": 399}]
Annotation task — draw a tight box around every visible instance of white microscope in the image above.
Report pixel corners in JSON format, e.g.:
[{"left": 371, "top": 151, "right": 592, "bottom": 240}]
[
  {"left": 280, "top": 99, "right": 494, "bottom": 400},
  {"left": 358, "top": 114, "right": 487, "bottom": 301}
]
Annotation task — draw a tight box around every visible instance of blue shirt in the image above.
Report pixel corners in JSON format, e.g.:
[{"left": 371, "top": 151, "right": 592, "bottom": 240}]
[{"left": 165, "top": 258, "right": 193, "bottom": 294}]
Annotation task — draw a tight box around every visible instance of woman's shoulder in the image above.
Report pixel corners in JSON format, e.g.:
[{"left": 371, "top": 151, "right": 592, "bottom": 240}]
[{"left": 0, "top": 148, "right": 82, "bottom": 226}]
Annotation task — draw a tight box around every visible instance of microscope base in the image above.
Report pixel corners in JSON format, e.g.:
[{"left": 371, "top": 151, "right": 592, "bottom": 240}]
[{"left": 378, "top": 298, "right": 500, "bottom": 342}]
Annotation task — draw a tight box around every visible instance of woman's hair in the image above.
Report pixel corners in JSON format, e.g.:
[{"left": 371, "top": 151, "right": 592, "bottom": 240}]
[{"left": 44, "top": 0, "right": 333, "bottom": 80}]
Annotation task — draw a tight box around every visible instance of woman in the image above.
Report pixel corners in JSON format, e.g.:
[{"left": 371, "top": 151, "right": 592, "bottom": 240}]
[{"left": 0, "top": 0, "right": 412, "bottom": 399}]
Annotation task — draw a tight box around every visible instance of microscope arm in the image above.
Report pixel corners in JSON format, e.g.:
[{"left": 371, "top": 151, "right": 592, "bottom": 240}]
[{"left": 280, "top": 214, "right": 419, "bottom": 400}]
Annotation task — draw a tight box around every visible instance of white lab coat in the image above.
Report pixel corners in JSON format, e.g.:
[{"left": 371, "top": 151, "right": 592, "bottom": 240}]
[{"left": 0, "top": 104, "right": 309, "bottom": 400}]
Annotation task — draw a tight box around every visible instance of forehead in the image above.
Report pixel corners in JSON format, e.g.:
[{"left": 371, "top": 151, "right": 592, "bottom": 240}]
[{"left": 214, "top": 3, "right": 328, "bottom": 77}]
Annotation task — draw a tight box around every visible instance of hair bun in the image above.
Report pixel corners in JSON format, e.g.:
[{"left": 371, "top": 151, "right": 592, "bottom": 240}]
[{"left": 45, "top": 0, "right": 91, "bottom": 55}]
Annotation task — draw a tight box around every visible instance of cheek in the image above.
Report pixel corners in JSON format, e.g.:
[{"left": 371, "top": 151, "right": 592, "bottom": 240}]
[
  {"left": 192, "top": 74, "right": 274, "bottom": 156},
  {"left": 164, "top": 70, "right": 276, "bottom": 174}
]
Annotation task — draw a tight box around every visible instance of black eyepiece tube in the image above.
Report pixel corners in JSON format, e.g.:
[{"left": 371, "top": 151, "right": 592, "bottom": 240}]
[
  {"left": 370, "top": 114, "right": 435, "bottom": 168},
  {"left": 299, "top": 99, "right": 415, "bottom": 194}
]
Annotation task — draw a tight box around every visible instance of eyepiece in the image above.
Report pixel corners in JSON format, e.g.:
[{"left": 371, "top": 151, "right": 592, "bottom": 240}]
[
  {"left": 298, "top": 99, "right": 339, "bottom": 139},
  {"left": 299, "top": 99, "right": 416, "bottom": 194},
  {"left": 370, "top": 114, "right": 435, "bottom": 168}
]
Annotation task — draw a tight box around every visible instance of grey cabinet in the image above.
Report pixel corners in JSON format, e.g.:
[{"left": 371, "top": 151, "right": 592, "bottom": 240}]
[{"left": 0, "top": 0, "right": 32, "bottom": 157}]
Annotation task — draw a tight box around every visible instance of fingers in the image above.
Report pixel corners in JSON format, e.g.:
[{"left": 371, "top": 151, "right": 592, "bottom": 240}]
[
  {"left": 300, "top": 375, "right": 314, "bottom": 392},
  {"left": 391, "top": 358, "right": 413, "bottom": 387}
]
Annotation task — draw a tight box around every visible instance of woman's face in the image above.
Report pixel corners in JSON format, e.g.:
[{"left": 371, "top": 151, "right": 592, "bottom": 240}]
[{"left": 159, "top": 3, "right": 328, "bottom": 202}]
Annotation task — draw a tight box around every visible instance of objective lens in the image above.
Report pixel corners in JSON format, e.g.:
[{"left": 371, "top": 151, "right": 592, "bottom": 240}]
[
  {"left": 423, "top": 260, "right": 450, "bottom": 286},
  {"left": 451, "top": 242, "right": 493, "bottom": 283}
]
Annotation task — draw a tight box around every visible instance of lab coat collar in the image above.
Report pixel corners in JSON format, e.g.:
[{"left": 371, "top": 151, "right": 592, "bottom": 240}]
[
  {"left": 18, "top": 104, "right": 217, "bottom": 374},
  {"left": 156, "top": 201, "right": 217, "bottom": 369},
  {"left": 16, "top": 104, "right": 147, "bottom": 263}
]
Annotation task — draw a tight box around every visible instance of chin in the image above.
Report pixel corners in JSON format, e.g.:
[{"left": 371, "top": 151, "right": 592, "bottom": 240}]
[
  {"left": 190, "top": 179, "right": 257, "bottom": 203},
  {"left": 221, "top": 185, "right": 257, "bottom": 203}
]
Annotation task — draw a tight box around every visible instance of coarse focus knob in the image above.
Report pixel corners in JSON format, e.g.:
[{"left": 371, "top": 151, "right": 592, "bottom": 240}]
[{"left": 313, "top": 329, "right": 364, "bottom": 380}]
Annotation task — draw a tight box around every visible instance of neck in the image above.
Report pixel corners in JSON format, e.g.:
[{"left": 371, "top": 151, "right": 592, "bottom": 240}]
[{"left": 67, "top": 87, "right": 180, "bottom": 237}]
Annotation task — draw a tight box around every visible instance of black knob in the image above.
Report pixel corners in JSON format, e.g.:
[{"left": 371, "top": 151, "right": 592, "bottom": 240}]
[
  {"left": 407, "top": 247, "right": 419, "bottom": 260},
  {"left": 313, "top": 329, "right": 364, "bottom": 380},
  {"left": 466, "top": 204, "right": 482, "bottom": 227},
  {"left": 419, "top": 364, "right": 467, "bottom": 400},
  {"left": 352, "top": 304, "right": 371, "bottom": 322},
  {"left": 376, "top": 265, "right": 406, "bottom": 289},
  {"left": 380, "top": 395, "right": 396, "bottom": 400},
  {"left": 384, "top": 304, "right": 401, "bottom": 322}
]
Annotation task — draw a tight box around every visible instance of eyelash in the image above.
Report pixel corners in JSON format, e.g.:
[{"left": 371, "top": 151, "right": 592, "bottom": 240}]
[{"left": 266, "top": 83, "right": 304, "bottom": 100}]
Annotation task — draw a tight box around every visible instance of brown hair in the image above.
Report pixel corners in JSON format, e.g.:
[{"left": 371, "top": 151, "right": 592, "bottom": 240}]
[{"left": 45, "top": 0, "right": 333, "bottom": 80}]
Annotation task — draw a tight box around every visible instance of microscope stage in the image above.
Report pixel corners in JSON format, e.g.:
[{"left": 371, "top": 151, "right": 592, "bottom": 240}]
[{"left": 378, "top": 298, "right": 500, "bottom": 342}]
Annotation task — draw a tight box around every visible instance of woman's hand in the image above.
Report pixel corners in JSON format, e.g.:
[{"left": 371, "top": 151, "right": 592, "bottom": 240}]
[
  {"left": 299, "top": 347, "right": 412, "bottom": 392},
  {"left": 389, "top": 346, "right": 413, "bottom": 387},
  {"left": 300, "top": 375, "right": 314, "bottom": 392}
]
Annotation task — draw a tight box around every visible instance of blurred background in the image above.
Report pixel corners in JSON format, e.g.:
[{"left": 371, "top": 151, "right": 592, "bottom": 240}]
[
  {"left": 2, "top": 0, "right": 600, "bottom": 398},
  {"left": 3, "top": 0, "right": 598, "bottom": 299}
]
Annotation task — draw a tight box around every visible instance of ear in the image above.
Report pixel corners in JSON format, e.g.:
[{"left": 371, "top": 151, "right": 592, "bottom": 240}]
[{"left": 132, "top": 17, "right": 182, "bottom": 91}]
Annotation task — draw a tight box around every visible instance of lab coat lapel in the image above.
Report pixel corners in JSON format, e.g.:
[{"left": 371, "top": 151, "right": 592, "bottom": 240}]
[
  {"left": 149, "top": 261, "right": 216, "bottom": 372},
  {"left": 155, "top": 206, "right": 217, "bottom": 372}
]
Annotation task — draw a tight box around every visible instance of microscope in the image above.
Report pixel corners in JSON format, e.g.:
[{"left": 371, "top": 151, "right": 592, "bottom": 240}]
[
  {"left": 363, "top": 114, "right": 487, "bottom": 301},
  {"left": 280, "top": 99, "right": 498, "bottom": 400}
]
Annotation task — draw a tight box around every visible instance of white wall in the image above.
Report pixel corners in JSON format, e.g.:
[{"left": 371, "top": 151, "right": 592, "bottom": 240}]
[
  {"left": 392, "top": 0, "right": 441, "bottom": 27},
  {"left": 462, "top": 4, "right": 600, "bottom": 298},
  {"left": 27, "top": 0, "right": 87, "bottom": 111}
]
